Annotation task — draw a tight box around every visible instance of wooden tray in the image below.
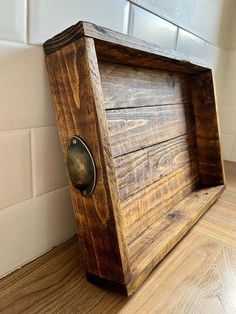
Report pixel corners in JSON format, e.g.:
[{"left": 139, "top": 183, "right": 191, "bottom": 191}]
[{"left": 43, "top": 21, "right": 225, "bottom": 296}]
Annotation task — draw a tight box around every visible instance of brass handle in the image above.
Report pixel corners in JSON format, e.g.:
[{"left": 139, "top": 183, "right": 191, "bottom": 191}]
[{"left": 67, "top": 136, "right": 96, "bottom": 197}]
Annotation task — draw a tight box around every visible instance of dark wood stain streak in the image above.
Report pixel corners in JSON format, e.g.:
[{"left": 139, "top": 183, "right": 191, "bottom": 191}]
[
  {"left": 46, "top": 39, "right": 130, "bottom": 285},
  {"left": 114, "top": 133, "right": 197, "bottom": 200},
  {"left": 99, "top": 61, "right": 191, "bottom": 109},
  {"left": 106, "top": 104, "right": 195, "bottom": 157},
  {"left": 122, "top": 161, "right": 199, "bottom": 243}
]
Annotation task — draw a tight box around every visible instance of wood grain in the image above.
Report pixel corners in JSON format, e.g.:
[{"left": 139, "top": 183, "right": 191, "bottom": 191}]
[
  {"left": 106, "top": 104, "right": 195, "bottom": 157},
  {"left": 45, "top": 38, "right": 130, "bottom": 285},
  {"left": 44, "top": 21, "right": 225, "bottom": 295},
  {"left": 191, "top": 70, "right": 225, "bottom": 186},
  {"left": 99, "top": 61, "right": 191, "bottom": 109},
  {"left": 114, "top": 133, "right": 197, "bottom": 200},
  {"left": 44, "top": 21, "right": 208, "bottom": 72},
  {"left": 127, "top": 184, "right": 225, "bottom": 295},
  {"left": 121, "top": 161, "right": 199, "bottom": 243}
]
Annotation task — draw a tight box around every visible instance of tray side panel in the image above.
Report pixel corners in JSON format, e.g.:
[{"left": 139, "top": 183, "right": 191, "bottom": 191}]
[
  {"left": 45, "top": 38, "right": 130, "bottom": 284},
  {"left": 191, "top": 70, "right": 225, "bottom": 186}
]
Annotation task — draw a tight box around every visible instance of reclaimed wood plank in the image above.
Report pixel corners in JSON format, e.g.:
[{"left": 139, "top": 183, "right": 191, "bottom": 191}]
[
  {"left": 114, "top": 133, "right": 197, "bottom": 200},
  {"left": 121, "top": 161, "right": 199, "bottom": 243},
  {"left": 45, "top": 38, "right": 130, "bottom": 285},
  {"left": 44, "top": 22, "right": 208, "bottom": 72},
  {"left": 99, "top": 61, "right": 191, "bottom": 109},
  {"left": 191, "top": 70, "right": 225, "bottom": 186},
  {"left": 106, "top": 104, "right": 195, "bottom": 157},
  {"left": 127, "top": 184, "right": 225, "bottom": 295}
]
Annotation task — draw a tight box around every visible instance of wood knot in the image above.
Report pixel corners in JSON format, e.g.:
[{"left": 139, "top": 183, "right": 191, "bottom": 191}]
[
  {"left": 94, "top": 25, "right": 106, "bottom": 34},
  {"left": 167, "top": 211, "right": 182, "bottom": 222}
]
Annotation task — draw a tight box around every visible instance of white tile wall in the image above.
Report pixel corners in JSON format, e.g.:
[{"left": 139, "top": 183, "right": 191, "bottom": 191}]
[
  {"left": 220, "top": 133, "right": 234, "bottom": 160},
  {"left": 31, "top": 126, "right": 67, "bottom": 196},
  {"left": 28, "top": 0, "right": 128, "bottom": 44},
  {"left": 225, "top": 51, "right": 236, "bottom": 79},
  {"left": 0, "top": 42, "right": 55, "bottom": 130},
  {"left": 130, "top": 0, "right": 235, "bottom": 48},
  {"left": 219, "top": 107, "right": 236, "bottom": 135},
  {"left": 228, "top": 5, "right": 236, "bottom": 50},
  {"left": 0, "top": 0, "right": 27, "bottom": 43},
  {"left": 0, "top": 187, "right": 76, "bottom": 277},
  {"left": 176, "top": 29, "right": 206, "bottom": 59},
  {"left": 129, "top": 4, "right": 178, "bottom": 49},
  {"left": 214, "top": 79, "right": 225, "bottom": 109},
  {"left": 205, "top": 44, "right": 227, "bottom": 79},
  {"left": 0, "top": 0, "right": 235, "bottom": 278},
  {"left": 0, "top": 130, "right": 32, "bottom": 210},
  {"left": 222, "top": 79, "right": 236, "bottom": 109},
  {"left": 230, "top": 137, "right": 236, "bottom": 161}
]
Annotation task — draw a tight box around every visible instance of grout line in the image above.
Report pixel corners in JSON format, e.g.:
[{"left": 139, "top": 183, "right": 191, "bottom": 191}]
[
  {"left": 29, "top": 128, "right": 35, "bottom": 197},
  {"left": 0, "top": 186, "right": 69, "bottom": 214},
  {"left": 25, "top": 0, "right": 30, "bottom": 44},
  {"left": 123, "top": 2, "right": 131, "bottom": 35},
  {"left": 0, "top": 124, "right": 56, "bottom": 133},
  {"left": 128, "top": 0, "right": 229, "bottom": 51},
  {"left": 127, "top": 1, "right": 133, "bottom": 36},
  {"left": 174, "top": 27, "right": 180, "bottom": 51}
]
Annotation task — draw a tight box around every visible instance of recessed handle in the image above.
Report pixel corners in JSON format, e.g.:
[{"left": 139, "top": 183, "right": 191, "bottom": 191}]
[{"left": 67, "top": 136, "right": 96, "bottom": 197}]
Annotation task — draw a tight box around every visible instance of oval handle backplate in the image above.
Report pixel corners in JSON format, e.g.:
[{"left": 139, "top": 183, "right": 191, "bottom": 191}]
[{"left": 67, "top": 136, "right": 96, "bottom": 197}]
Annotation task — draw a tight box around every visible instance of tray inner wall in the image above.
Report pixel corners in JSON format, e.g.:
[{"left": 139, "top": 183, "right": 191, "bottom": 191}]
[{"left": 99, "top": 61, "right": 199, "bottom": 245}]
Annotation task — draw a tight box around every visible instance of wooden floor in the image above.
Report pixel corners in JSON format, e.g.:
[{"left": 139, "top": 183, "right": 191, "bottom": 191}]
[{"left": 0, "top": 161, "right": 236, "bottom": 314}]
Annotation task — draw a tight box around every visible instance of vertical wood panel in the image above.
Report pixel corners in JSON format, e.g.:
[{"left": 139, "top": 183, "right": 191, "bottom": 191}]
[
  {"left": 45, "top": 38, "right": 130, "bottom": 285},
  {"left": 191, "top": 70, "right": 225, "bottom": 186}
]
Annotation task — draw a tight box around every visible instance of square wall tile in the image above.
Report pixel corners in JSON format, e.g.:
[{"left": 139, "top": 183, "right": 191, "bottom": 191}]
[
  {"left": 214, "top": 78, "right": 225, "bottom": 110},
  {"left": 0, "top": 0, "right": 26, "bottom": 42},
  {"left": 129, "top": 4, "right": 177, "bottom": 49},
  {"left": 222, "top": 79, "right": 236, "bottom": 110},
  {"left": 220, "top": 133, "right": 234, "bottom": 160},
  {"left": 0, "top": 187, "right": 76, "bottom": 277},
  {"left": 176, "top": 29, "right": 206, "bottom": 59},
  {"left": 31, "top": 126, "right": 67, "bottom": 196},
  {"left": 229, "top": 136, "right": 236, "bottom": 162},
  {"left": 218, "top": 108, "right": 236, "bottom": 135},
  {"left": 225, "top": 51, "right": 236, "bottom": 80},
  {"left": 205, "top": 44, "right": 227, "bottom": 79},
  {"left": 29, "top": 0, "right": 128, "bottom": 44},
  {"left": 130, "top": 0, "right": 234, "bottom": 47},
  {"left": 0, "top": 130, "right": 32, "bottom": 210},
  {"left": 0, "top": 42, "right": 55, "bottom": 130}
]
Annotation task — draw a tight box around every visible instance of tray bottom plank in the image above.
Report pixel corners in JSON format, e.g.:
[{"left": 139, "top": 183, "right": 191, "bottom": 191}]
[
  {"left": 126, "top": 184, "right": 225, "bottom": 295},
  {"left": 86, "top": 185, "right": 225, "bottom": 296}
]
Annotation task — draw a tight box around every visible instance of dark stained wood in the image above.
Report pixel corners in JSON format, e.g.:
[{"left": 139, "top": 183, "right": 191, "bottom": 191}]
[
  {"left": 44, "top": 21, "right": 225, "bottom": 296},
  {"left": 191, "top": 70, "right": 225, "bottom": 186},
  {"left": 127, "top": 184, "right": 225, "bottom": 295},
  {"left": 45, "top": 38, "right": 130, "bottom": 285},
  {"left": 99, "top": 61, "right": 191, "bottom": 109},
  {"left": 106, "top": 104, "right": 195, "bottom": 157},
  {"left": 95, "top": 40, "right": 205, "bottom": 74},
  {"left": 44, "top": 22, "right": 208, "bottom": 73},
  {"left": 122, "top": 161, "right": 199, "bottom": 243},
  {"left": 114, "top": 133, "right": 197, "bottom": 200}
]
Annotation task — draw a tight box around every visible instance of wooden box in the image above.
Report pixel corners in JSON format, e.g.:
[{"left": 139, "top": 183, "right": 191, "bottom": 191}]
[{"left": 43, "top": 22, "right": 225, "bottom": 296}]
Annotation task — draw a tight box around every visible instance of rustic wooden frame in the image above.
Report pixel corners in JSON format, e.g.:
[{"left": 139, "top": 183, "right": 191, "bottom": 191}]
[{"left": 44, "top": 21, "right": 225, "bottom": 296}]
